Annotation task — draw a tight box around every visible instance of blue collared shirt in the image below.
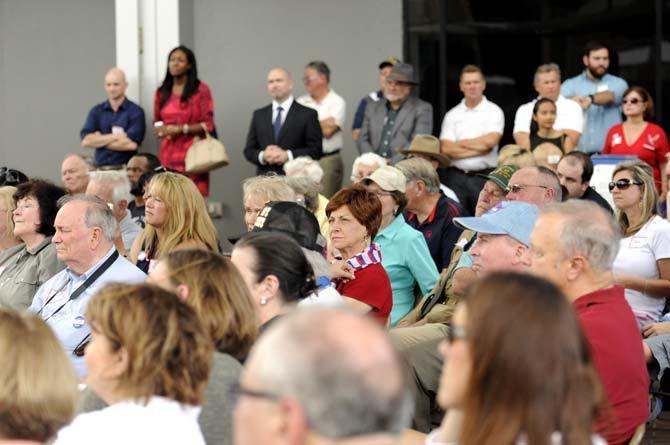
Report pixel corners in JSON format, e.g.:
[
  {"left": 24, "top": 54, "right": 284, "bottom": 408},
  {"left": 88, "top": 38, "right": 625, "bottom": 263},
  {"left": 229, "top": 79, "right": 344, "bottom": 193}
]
[
  {"left": 374, "top": 214, "right": 439, "bottom": 326},
  {"left": 80, "top": 98, "right": 146, "bottom": 166},
  {"left": 561, "top": 71, "right": 628, "bottom": 153},
  {"left": 29, "top": 247, "right": 146, "bottom": 377}
]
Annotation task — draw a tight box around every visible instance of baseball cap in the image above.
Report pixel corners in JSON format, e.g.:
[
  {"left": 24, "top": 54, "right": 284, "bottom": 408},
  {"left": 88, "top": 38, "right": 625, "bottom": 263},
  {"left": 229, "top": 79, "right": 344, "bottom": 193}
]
[
  {"left": 361, "top": 165, "right": 407, "bottom": 192},
  {"left": 453, "top": 201, "right": 539, "bottom": 246},
  {"left": 251, "top": 201, "right": 326, "bottom": 253},
  {"left": 477, "top": 165, "right": 518, "bottom": 191},
  {"left": 379, "top": 57, "right": 400, "bottom": 70}
]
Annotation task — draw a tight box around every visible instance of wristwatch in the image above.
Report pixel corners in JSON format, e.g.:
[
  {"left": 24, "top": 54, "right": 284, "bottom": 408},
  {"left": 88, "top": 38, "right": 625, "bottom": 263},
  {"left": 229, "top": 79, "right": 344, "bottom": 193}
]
[
  {"left": 589, "top": 94, "right": 595, "bottom": 103},
  {"left": 182, "top": 124, "right": 189, "bottom": 135}
]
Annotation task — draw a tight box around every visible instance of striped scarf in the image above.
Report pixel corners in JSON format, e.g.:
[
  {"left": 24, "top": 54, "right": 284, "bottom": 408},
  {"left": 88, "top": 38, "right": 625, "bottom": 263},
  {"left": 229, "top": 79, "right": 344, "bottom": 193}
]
[{"left": 342, "top": 243, "right": 382, "bottom": 271}]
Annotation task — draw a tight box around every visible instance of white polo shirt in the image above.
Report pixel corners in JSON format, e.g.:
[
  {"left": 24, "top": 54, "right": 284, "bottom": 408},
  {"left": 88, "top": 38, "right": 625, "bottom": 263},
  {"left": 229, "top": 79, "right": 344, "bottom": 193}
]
[
  {"left": 439, "top": 96, "right": 504, "bottom": 171},
  {"left": 297, "top": 90, "right": 346, "bottom": 154},
  {"left": 513, "top": 94, "right": 584, "bottom": 135}
]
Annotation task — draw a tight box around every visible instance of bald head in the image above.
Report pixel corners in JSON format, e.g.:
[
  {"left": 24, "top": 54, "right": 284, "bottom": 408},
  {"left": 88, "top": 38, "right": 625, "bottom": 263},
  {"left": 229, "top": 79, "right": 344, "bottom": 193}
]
[
  {"left": 267, "top": 67, "right": 293, "bottom": 102},
  {"left": 104, "top": 67, "right": 128, "bottom": 102},
  {"left": 236, "top": 309, "right": 411, "bottom": 443}
]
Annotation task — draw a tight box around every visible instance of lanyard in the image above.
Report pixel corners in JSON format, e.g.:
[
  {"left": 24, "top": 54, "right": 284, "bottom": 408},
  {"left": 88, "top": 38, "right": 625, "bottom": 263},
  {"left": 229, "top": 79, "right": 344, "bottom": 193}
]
[{"left": 39, "top": 250, "right": 119, "bottom": 321}]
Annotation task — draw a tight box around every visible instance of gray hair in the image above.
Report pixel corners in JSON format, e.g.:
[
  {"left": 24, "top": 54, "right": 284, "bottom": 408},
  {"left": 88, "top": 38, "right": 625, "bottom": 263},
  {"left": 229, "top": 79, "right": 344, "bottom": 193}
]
[
  {"left": 57, "top": 194, "right": 117, "bottom": 241},
  {"left": 539, "top": 200, "right": 620, "bottom": 271},
  {"left": 302, "top": 248, "right": 331, "bottom": 278},
  {"left": 395, "top": 158, "right": 441, "bottom": 194},
  {"left": 88, "top": 170, "right": 132, "bottom": 204},
  {"left": 351, "top": 153, "right": 387, "bottom": 181},
  {"left": 534, "top": 63, "right": 562, "bottom": 84},
  {"left": 253, "top": 310, "right": 413, "bottom": 438},
  {"left": 242, "top": 175, "right": 296, "bottom": 204},
  {"left": 284, "top": 156, "right": 324, "bottom": 185},
  {"left": 63, "top": 153, "right": 95, "bottom": 171},
  {"left": 285, "top": 176, "right": 319, "bottom": 214},
  {"left": 536, "top": 166, "right": 563, "bottom": 202}
]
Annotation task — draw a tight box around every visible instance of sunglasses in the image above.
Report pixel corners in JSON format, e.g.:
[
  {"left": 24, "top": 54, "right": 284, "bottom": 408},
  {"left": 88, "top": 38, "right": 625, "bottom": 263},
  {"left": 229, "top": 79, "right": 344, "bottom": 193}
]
[
  {"left": 505, "top": 183, "right": 549, "bottom": 195},
  {"left": 72, "top": 333, "right": 91, "bottom": 357},
  {"left": 622, "top": 98, "right": 643, "bottom": 105},
  {"left": 608, "top": 179, "right": 643, "bottom": 192},
  {"left": 446, "top": 325, "right": 467, "bottom": 343}
]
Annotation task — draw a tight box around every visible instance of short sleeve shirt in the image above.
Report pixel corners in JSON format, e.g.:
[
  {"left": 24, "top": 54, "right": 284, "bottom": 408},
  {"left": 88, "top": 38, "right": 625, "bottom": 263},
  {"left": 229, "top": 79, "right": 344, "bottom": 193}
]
[
  {"left": 334, "top": 263, "right": 392, "bottom": 325},
  {"left": 513, "top": 95, "right": 584, "bottom": 135},
  {"left": 612, "top": 215, "right": 670, "bottom": 325},
  {"left": 439, "top": 96, "right": 504, "bottom": 171},
  {"left": 602, "top": 122, "right": 669, "bottom": 193},
  {"left": 297, "top": 90, "right": 346, "bottom": 154}
]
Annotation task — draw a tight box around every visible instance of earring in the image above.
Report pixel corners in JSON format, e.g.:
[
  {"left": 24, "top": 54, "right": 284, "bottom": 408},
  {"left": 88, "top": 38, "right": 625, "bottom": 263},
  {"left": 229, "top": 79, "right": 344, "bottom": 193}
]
[{"left": 260, "top": 297, "right": 268, "bottom": 306}]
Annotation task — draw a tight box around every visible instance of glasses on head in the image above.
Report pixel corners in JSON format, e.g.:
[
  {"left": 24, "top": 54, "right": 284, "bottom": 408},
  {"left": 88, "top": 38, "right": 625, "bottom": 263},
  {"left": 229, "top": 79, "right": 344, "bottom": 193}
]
[
  {"left": 72, "top": 333, "right": 91, "bottom": 357},
  {"left": 608, "top": 178, "right": 643, "bottom": 192},
  {"left": 622, "top": 98, "right": 643, "bottom": 105},
  {"left": 227, "top": 381, "right": 279, "bottom": 405},
  {"left": 447, "top": 325, "right": 466, "bottom": 344},
  {"left": 505, "top": 183, "right": 549, "bottom": 195}
]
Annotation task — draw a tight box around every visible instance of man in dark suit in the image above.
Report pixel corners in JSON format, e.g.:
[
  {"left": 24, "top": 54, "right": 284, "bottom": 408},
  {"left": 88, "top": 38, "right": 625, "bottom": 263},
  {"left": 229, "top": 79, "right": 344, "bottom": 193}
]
[{"left": 244, "top": 67, "right": 323, "bottom": 175}]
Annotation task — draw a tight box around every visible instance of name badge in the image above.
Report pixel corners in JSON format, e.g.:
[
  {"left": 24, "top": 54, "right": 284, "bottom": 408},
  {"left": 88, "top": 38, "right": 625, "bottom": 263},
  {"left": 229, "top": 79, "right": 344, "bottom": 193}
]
[
  {"left": 596, "top": 84, "right": 609, "bottom": 93},
  {"left": 111, "top": 126, "right": 124, "bottom": 135},
  {"left": 612, "top": 133, "right": 622, "bottom": 146}
]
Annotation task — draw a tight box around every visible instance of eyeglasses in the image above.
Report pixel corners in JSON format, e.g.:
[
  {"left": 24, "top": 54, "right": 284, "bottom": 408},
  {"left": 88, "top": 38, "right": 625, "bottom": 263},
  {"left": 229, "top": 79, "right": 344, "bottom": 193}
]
[
  {"left": 447, "top": 325, "right": 467, "bottom": 343},
  {"left": 608, "top": 179, "right": 643, "bottom": 192},
  {"left": 228, "top": 381, "right": 279, "bottom": 404},
  {"left": 505, "top": 183, "right": 548, "bottom": 195},
  {"left": 72, "top": 333, "right": 91, "bottom": 357},
  {"left": 622, "top": 98, "right": 643, "bottom": 105}
]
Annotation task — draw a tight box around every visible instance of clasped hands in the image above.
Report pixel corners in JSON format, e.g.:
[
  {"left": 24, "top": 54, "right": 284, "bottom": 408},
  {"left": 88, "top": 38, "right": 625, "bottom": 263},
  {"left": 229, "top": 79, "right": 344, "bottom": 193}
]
[{"left": 263, "top": 145, "right": 289, "bottom": 165}]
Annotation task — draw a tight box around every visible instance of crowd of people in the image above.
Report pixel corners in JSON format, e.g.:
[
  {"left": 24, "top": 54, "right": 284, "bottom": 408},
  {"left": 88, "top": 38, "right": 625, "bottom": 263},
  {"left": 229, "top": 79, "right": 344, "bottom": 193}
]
[{"left": 0, "top": 39, "right": 669, "bottom": 445}]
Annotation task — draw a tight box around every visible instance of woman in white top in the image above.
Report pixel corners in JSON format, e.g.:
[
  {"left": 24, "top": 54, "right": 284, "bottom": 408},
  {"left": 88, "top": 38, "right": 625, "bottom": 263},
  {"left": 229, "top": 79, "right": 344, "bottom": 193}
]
[
  {"left": 610, "top": 160, "right": 670, "bottom": 327},
  {"left": 429, "top": 272, "right": 603, "bottom": 445},
  {"left": 54, "top": 283, "right": 212, "bottom": 445}
]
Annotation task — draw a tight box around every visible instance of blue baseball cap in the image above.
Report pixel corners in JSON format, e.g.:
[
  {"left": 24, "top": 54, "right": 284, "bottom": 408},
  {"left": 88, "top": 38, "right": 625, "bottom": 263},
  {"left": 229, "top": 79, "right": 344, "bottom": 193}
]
[{"left": 453, "top": 201, "right": 539, "bottom": 246}]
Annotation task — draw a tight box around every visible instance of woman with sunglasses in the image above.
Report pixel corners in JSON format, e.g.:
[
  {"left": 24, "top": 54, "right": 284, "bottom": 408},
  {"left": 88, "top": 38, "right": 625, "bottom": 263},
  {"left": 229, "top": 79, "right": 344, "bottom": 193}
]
[
  {"left": 431, "top": 272, "right": 604, "bottom": 445},
  {"left": 610, "top": 160, "right": 670, "bottom": 328},
  {"left": 55, "top": 283, "right": 212, "bottom": 444},
  {"left": 603, "top": 86, "right": 668, "bottom": 195}
]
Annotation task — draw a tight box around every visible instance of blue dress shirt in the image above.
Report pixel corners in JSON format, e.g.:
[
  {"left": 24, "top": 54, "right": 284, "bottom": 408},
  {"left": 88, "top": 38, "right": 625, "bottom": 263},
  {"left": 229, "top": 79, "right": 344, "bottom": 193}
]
[
  {"left": 29, "top": 247, "right": 146, "bottom": 377},
  {"left": 80, "top": 98, "right": 146, "bottom": 166},
  {"left": 561, "top": 71, "right": 628, "bottom": 153}
]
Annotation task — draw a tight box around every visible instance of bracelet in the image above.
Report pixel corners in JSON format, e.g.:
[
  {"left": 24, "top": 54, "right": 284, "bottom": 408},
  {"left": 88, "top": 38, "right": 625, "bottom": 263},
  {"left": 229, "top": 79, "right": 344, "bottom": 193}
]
[{"left": 182, "top": 124, "right": 189, "bottom": 135}]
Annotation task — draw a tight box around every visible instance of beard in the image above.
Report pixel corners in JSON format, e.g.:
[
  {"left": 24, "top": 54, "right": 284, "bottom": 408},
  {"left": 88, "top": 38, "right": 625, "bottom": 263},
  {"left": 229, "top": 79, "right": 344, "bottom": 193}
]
[
  {"left": 130, "top": 183, "right": 143, "bottom": 197},
  {"left": 587, "top": 65, "right": 607, "bottom": 79}
]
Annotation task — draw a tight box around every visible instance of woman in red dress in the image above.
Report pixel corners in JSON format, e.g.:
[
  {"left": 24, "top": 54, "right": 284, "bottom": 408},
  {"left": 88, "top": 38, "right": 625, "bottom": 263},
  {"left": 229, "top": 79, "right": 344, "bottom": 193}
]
[
  {"left": 153, "top": 46, "right": 216, "bottom": 196},
  {"left": 603, "top": 86, "right": 668, "bottom": 195}
]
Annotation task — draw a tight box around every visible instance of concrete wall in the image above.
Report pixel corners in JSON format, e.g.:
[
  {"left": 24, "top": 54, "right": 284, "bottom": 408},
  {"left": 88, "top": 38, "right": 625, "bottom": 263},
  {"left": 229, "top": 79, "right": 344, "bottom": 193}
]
[
  {"left": 190, "top": 0, "right": 403, "bottom": 236},
  {"left": 0, "top": 0, "right": 115, "bottom": 176},
  {"left": 0, "top": 0, "right": 402, "bottom": 238}
]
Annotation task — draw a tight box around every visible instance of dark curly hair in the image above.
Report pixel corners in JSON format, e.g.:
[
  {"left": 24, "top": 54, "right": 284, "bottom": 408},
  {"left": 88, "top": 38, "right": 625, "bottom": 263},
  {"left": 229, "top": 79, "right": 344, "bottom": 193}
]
[{"left": 13, "top": 180, "right": 66, "bottom": 236}]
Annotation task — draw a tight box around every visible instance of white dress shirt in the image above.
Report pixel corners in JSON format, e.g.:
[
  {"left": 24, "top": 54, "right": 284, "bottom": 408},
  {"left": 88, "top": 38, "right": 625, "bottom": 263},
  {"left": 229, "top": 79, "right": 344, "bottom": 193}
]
[
  {"left": 439, "top": 96, "right": 504, "bottom": 171},
  {"left": 259, "top": 96, "right": 295, "bottom": 164},
  {"left": 297, "top": 90, "right": 346, "bottom": 154}
]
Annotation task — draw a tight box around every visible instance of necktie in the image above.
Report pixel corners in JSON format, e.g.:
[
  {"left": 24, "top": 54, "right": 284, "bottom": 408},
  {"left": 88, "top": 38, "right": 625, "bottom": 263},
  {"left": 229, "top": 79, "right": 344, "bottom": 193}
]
[{"left": 273, "top": 106, "right": 283, "bottom": 141}]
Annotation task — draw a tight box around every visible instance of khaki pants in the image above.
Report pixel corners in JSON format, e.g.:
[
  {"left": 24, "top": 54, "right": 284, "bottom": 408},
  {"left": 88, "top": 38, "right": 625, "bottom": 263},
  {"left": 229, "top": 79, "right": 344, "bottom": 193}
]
[
  {"left": 390, "top": 323, "right": 449, "bottom": 433},
  {"left": 319, "top": 152, "right": 343, "bottom": 198}
]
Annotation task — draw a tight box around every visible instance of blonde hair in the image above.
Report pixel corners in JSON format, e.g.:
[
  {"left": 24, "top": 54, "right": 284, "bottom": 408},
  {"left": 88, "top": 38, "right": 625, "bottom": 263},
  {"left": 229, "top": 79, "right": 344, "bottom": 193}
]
[
  {"left": 0, "top": 186, "right": 18, "bottom": 241},
  {"left": 0, "top": 309, "right": 77, "bottom": 442},
  {"left": 498, "top": 144, "right": 537, "bottom": 168},
  {"left": 242, "top": 175, "right": 296, "bottom": 204},
  {"left": 613, "top": 160, "right": 658, "bottom": 235},
  {"left": 136, "top": 173, "right": 219, "bottom": 257},
  {"left": 532, "top": 143, "right": 563, "bottom": 171},
  {"left": 86, "top": 283, "right": 213, "bottom": 405},
  {"left": 162, "top": 249, "right": 258, "bottom": 360}
]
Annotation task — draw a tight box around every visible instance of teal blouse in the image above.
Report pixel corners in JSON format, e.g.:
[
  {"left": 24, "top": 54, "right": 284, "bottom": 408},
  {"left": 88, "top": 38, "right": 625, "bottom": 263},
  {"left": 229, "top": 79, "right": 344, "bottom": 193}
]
[{"left": 375, "top": 214, "right": 439, "bottom": 326}]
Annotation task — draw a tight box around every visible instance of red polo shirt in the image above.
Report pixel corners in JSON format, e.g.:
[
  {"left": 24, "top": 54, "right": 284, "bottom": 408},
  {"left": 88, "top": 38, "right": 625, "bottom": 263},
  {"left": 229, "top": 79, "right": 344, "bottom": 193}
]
[{"left": 574, "top": 286, "right": 649, "bottom": 444}]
